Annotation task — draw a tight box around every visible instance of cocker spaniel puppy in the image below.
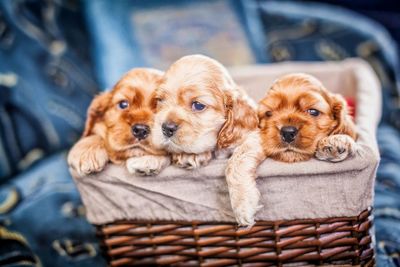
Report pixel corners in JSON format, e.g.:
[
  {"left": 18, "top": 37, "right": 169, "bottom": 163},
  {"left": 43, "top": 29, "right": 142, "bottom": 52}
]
[
  {"left": 152, "top": 54, "right": 258, "bottom": 169},
  {"left": 258, "top": 73, "right": 357, "bottom": 162},
  {"left": 68, "top": 68, "right": 170, "bottom": 177},
  {"left": 226, "top": 73, "right": 358, "bottom": 226}
]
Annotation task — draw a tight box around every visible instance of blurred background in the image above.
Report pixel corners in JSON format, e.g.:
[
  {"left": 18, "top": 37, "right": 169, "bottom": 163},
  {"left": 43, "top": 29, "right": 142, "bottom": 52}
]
[{"left": 0, "top": 0, "right": 399, "bottom": 266}]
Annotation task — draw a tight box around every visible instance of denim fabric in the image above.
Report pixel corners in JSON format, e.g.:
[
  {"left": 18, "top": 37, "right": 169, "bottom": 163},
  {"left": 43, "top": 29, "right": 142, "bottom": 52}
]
[
  {"left": 0, "top": 152, "right": 106, "bottom": 267},
  {"left": 375, "top": 120, "right": 400, "bottom": 267},
  {"left": 0, "top": 1, "right": 103, "bottom": 266},
  {"left": 81, "top": 1, "right": 400, "bottom": 265},
  {"left": 247, "top": 1, "right": 400, "bottom": 265},
  {"left": 1, "top": 1, "right": 400, "bottom": 266},
  {"left": 0, "top": 0, "right": 98, "bottom": 182},
  {"left": 83, "top": 0, "right": 261, "bottom": 89},
  {"left": 252, "top": 1, "right": 400, "bottom": 94},
  {"left": 311, "top": 0, "right": 400, "bottom": 52}
]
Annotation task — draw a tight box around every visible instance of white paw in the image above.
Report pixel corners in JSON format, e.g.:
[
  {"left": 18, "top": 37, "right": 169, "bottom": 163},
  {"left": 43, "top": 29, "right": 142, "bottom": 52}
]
[
  {"left": 78, "top": 150, "right": 108, "bottom": 176},
  {"left": 172, "top": 152, "right": 212, "bottom": 169},
  {"left": 126, "top": 155, "right": 170, "bottom": 176},
  {"left": 229, "top": 185, "right": 262, "bottom": 227},
  {"left": 67, "top": 137, "right": 108, "bottom": 178},
  {"left": 315, "top": 134, "right": 358, "bottom": 162}
]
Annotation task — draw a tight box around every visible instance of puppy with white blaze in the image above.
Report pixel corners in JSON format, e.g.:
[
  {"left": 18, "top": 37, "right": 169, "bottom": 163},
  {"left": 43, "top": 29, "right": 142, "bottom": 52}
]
[
  {"left": 152, "top": 54, "right": 258, "bottom": 169},
  {"left": 226, "top": 73, "right": 358, "bottom": 226}
]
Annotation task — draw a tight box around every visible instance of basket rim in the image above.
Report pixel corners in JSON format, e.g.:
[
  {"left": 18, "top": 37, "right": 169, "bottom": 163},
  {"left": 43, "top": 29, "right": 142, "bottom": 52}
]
[{"left": 96, "top": 207, "right": 372, "bottom": 227}]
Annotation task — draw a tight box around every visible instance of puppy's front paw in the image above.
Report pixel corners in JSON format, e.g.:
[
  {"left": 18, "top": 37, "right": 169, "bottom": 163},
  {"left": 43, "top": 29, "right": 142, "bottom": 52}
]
[
  {"left": 315, "top": 134, "right": 358, "bottom": 162},
  {"left": 68, "top": 136, "right": 109, "bottom": 178},
  {"left": 172, "top": 152, "right": 212, "bottom": 169},
  {"left": 229, "top": 186, "right": 262, "bottom": 227},
  {"left": 126, "top": 155, "right": 170, "bottom": 176}
]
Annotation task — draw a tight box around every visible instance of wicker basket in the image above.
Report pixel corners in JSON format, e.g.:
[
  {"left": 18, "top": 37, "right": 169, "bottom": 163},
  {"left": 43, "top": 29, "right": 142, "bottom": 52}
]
[
  {"left": 97, "top": 208, "right": 374, "bottom": 266},
  {"left": 72, "top": 60, "right": 381, "bottom": 266}
]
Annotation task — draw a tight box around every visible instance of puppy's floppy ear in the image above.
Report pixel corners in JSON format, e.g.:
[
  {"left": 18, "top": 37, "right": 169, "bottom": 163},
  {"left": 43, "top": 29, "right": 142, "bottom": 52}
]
[
  {"left": 82, "top": 92, "right": 111, "bottom": 137},
  {"left": 217, "top": 90, "right": 258, "bottom": 149},
  {"left": 330, "top": 93, "right": 357, "bottom": 139}
]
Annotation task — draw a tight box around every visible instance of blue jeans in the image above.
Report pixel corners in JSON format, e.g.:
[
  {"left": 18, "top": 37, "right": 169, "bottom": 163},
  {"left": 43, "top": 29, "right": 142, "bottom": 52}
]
[{"left": 1, "top": 1, "right": 400, "bottom": 266}]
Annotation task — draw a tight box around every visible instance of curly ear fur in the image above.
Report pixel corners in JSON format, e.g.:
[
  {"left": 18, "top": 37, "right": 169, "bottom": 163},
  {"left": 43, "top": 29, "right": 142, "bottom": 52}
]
[
  {"left": 330, "top": 93, "right": 357, "bottom": 139},
  {"left": 82, "top": 92, "right": 111, "bottom": 137},
  {"left": 217, "top": 90, "right": 258, "bottom": 149}
]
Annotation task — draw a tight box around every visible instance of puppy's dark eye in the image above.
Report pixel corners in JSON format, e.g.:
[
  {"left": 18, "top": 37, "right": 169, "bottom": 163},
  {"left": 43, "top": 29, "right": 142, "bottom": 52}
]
[
  {"left": 307, "top": 109, "right": 320, "bottom": 116},
  {"left": 265, "top": 111, "right": 273, "bottom": 117},
  {"left": 156, "top": 97, "right": 164, "bottom": 103},
  {"left": 192, "top": 101, "right": 206, "bottom": 111},
  {"left": 118, "top": 100, "right": 129, "bottom": 109}
]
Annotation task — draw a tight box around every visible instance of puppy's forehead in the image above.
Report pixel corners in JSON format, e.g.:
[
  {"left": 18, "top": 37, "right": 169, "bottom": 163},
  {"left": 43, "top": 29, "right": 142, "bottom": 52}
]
[
  {"left": 272, "top": 74, "right": 323, "bottom": 91},
  {"left": 262, "top": 75, "right": 330, "bottom": 111},
  {"left": 160, "top": 55, "right": 234, "bottom": 94},
  {"left": 298, "top": 91, "right": 330, "bottom": 111},
  {"left": 120, "top": 69, "right": 161, "bottom": 90},
  {"left": 112, "top": 69, "right": 162, "bottom": 100},
  {"left": 113, "top": 86, "right": 142, "bottom": 101}
]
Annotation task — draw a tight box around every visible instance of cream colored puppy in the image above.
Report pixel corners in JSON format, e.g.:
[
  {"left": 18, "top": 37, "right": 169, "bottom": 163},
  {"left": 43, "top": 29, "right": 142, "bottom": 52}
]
[{"left": 152, "top": 54, "right": 258, "bottom": 169}]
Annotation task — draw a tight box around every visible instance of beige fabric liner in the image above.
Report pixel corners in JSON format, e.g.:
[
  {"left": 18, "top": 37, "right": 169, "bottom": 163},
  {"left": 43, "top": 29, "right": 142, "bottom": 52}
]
[{"left": 72, "top": 59, "right": 381, "bottom": 225}]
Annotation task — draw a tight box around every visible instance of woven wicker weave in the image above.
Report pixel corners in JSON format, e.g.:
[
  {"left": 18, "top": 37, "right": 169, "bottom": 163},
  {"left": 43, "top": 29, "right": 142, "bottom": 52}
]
[{"left": 96, "top": 208, "right": 374, "bottom": 266}]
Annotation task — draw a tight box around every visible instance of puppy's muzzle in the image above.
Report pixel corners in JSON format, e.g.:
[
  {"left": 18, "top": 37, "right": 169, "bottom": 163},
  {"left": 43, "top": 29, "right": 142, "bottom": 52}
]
[
  {"left": 280, "top": 126, "right": 298, "bottom": 143},
  {"left": 162, "top": 122, "right": 178, "bottom": 138},
  {"left": 132, "top": 124, "right": 150, "bottom": 140}
]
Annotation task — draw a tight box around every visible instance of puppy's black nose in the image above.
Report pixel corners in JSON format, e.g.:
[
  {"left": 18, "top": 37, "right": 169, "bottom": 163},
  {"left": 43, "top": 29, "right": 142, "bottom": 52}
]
[
  {"left": 280, "top": 126, "right": 298, "bottom": 143},
  {"left": 162, "top": 122, "right": 178, "bottom": 137},
  {"left": 132, "top": 124, "right": 150, "bottom": 140}
]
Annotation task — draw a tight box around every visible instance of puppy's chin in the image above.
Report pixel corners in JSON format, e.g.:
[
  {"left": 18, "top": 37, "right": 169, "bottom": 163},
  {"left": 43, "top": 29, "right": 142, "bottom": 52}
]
[
  {"left": 271, "top": 148, "right": 313, "bottom": 163},
  {"left": 108, "top": 134, "right": 163, "bottom": 156},
  {"left": 128, "top": 140, "right": 162, "bottom": 155}
]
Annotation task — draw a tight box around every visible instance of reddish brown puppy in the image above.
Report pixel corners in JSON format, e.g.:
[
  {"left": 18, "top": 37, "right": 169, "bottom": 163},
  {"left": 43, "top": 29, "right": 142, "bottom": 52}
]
[
  {"left": 226, "top": 73, "right": 358, "bottom": 226},
  {"left": 68, "top": 68, "right": 170, "bottom": 177},
  {"left": 258, "top": 73, "right": 357, "bottom": 162}
]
